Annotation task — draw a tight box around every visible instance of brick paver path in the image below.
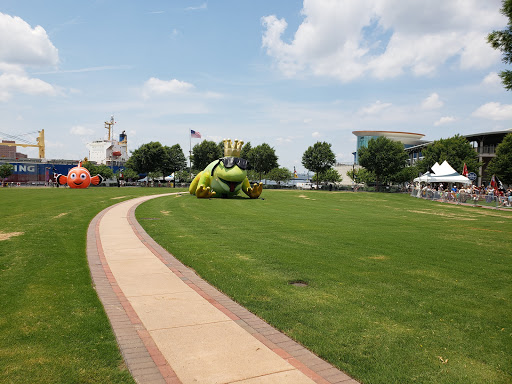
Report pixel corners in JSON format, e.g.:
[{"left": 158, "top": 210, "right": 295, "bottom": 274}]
[{"left": 87, "top": 193, "right": 359, "bottom": 384}]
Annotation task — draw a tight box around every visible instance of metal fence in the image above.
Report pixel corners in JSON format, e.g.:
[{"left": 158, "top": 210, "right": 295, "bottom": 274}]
[{"left": 410, "top": 189, "right": 512, "bottom": 209}]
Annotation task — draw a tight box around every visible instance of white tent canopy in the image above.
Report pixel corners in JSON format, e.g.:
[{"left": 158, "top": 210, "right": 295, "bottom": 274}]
[{"left": 414, "top": 160, "right": 471, "bottom": 185}]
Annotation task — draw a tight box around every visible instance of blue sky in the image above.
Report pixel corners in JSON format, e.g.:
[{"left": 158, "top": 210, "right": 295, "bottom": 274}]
[{"left": 1, "top": 0, "right": 511, "bottom": 172}]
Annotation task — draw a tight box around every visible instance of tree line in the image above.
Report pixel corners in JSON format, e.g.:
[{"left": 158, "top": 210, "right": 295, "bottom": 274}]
[
  {"left": 117, "top": 139, "right": 341, "bottom": 187},
  {"left": 351, "top": 133, "right": 512, "bottom": 189}
]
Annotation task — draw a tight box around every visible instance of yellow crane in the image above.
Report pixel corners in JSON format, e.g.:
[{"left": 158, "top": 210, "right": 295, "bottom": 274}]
[{"left": 0, "top": 130, "right": 45, "bottom": 158}]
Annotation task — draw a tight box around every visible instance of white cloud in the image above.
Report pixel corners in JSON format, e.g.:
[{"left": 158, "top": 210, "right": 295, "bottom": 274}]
[
  {"left": 0, "top": 12, "right": 58, "bottom": 67},
  {"left": 312, "top": 131, "right": 321, "bottom": 138},
  {"left": 0, "top": 13, "right": 60, "bottom": 101},
  {"left": 185, "top": 3, "right": 207, "bottom": 11},
  {"left": 0, "top": 72, "right": 56, "bottom": 101},
  {"left": 421, "top": 93, "right": 443, "bottom": 110},
  {"left": 359, "top": 100, "right": 392, "bottom": 115},
  {"left": 276, "top": 136, "right": 293, "bottom": 144},
  {"left": 261, "top": 0, "right": 504, "bottom": 82},
  {"left": 142, "top": 77, "right": 195, "bottom": 98},
  {"left": 482, "top": 72, "right": 502, "bottom": 89},
  {"left": 434, "top": 116, "right": 456, "bottom": 126},
  {"left": 472, "top": 102, "right": 512, "bottom": 120},
  {"left": 70, "top": 125, "right": 94, "bottom": 136}
]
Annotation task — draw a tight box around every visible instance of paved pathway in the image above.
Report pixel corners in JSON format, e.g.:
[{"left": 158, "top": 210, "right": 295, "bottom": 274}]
[{"left": 87, "top": 193, "right": 359, "bottom": 384}]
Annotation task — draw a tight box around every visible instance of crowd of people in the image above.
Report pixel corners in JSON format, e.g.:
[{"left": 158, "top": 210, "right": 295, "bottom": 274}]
[{"left": 411, "top": 183, "right": 512, "bottom": 207}]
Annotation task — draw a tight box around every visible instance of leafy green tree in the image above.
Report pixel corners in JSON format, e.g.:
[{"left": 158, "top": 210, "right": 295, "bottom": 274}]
[
  {"left": 192, "top": 140, "right": 222, "bottom": 171},
  {"left": 267, "top": 167, "right": 293, "bottom": 185},
  {"left": 347, "top": 168, "right": 375, "bottom": 184},
  {"left": 302, "top": 142, "right": 336, "bottom": 189},
  {"left": 82, "top": 161, "right": 114, "bottom": 180},
  {"left": 161, "top": 144, "right": 187, "bottom": 187},
  {"left": 314, "top": 168, "right": 341, "bottom": 184},
  {"left": 486, "top": 132, "right": 512, "bottom": 184},
  {"left": 126, "top": 142, "right": 166, "bottom": 175},
  {"left": 417, "top": 135, "right": 480, "bottom": 175},
  {"left": 217, "top": 141, "right": 225, "bottom": 157},
  {"left": 175, "top": 169, "right": 192, "bottom": 183},
  {"left": 393, "top": 165, "right": 419, "bottom": 184},
  {"left": 240, "top": 141, "right": 253, "bottom": 169},
  {"left": 0, "top": 163, "right": 14, "bottom": 186},
  {"left": 247, "top": 143, "right": 278, "bottom": 181},
  {"left": 118, "top": 167, "right": 139, "bottom": 181},
  {"left": 94, "top": 164, "right": 114, "bottom": 180},
  {"left": 246, "top": 169, "right": 259, "bottom": 182},
  {"left": 240, "top": 141, "right": 252, "bottom": 159},
  {"left": 488, "top": 0, "right": 512, "bottom": 90},
  {"left": 358, "top": 136, "right": 408, "bottom": 190}
]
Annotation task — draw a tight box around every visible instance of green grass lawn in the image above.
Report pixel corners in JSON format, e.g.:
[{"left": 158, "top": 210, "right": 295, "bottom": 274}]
[
  {"left": 0, "top": 187, "right": 184, "bottom": 384},
  {"left": 136, "top": 190, "right": 512, "bottom": 384}
]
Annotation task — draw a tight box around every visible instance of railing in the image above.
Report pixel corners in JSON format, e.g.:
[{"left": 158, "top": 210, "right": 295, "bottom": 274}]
[{"left": 410, "top": 189, "right": 512, "bottom": 208}]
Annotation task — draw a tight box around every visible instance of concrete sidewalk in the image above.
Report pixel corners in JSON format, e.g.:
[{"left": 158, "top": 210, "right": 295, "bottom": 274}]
[{"left": 87, "top": 193, "right": 359, "bottom": 384}]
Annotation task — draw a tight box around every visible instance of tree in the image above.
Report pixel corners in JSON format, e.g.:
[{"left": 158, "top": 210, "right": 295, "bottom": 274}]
[
  {"left": 240, "top": 141, "right": 252, "bottom": 169},
  {"left": 82, "top": 161, "right": 114, "bottom": 180},
  {"left": 247, "top": 143, "right": 278, "bottom": 181},
  {"left": 94, "top": 164, "right": 114, "bottom": 180},
  {"left": 161, "top": 144, "right": 187, "bottom": 187},
  {"left": 417, "top": 135, "right": 480, "bottom": 175},
  {"left": 392, "top": 165, "right": 419, "bottom": 185},
  {"left": 347, "top": 168, "right": 375, "bottom": 184},
  {"left": 486, "top": 132, "right": 512, "bottom": 184},
  {"left": 126, "top": 142, "right": 166, "bottom": 175},
  {"left": 118, "top": 167, "right": 139, "bottom": 181},
  {"left": 358, "top": 136, "right": 408, "bottom": 190},
  {"left": 0, "top": 163, "right": 14, "bottom": 186},
  {"left": 314, "top": 168, "right": 341, "bottom": 184},
  {"left": 266, "top": 167, "right": 293, "bottom": 185},
  {"left": 175, "top": 169, "right": 192, "bottom": 183},
  {"left": 301, "top": 142, "right": 336, "bottom": 189},
  {"left": 192, "top": 140, "right": 222, "bottom": 171},
  {"left": 488, "top": 0, "right": 512, "bottom": 90}
]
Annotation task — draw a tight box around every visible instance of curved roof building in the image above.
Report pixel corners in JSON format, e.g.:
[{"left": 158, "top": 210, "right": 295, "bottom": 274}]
[{"left": 352, "top": 130, "right": 426, "bottom": 164}]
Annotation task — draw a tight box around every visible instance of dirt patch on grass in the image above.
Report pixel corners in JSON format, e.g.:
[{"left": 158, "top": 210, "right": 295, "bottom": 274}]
[
  {"left": 111, "top": 196, "right": 128, "bottom": 200},
  {"left": 407, "top": 210, "right": 476, "bottom": 221},
  {"left": 298, "top": 194, "right": 316, "bottom": 201},
  {"left": 53, "top": 212, "right": 69, "bottom": 219},
  {"left": 0, "top": 231, "right": 23, "bottom": 241},
  {"left": 160, "top": 210, "right": 170, "bottom": 215},
  {"left": 467, "top": 227, "right": 505, "bottom": 233},
  {"left": 368, "top": 255, "right": 389, "bottom": 260}
]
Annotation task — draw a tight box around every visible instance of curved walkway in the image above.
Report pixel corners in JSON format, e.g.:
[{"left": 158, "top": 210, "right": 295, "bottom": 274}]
[{"left": 87, "top": 193, "right": 359, "bottom": 384}]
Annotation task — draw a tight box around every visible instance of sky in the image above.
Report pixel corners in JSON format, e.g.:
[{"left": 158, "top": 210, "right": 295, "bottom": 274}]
[{"left": 1, "top": 0, "right": 511, "bottom": 172}]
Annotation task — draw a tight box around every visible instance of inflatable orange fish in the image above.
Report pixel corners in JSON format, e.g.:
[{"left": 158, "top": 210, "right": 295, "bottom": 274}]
[{"left": 56, "top": 162, "right": 103, "bottom": 189}]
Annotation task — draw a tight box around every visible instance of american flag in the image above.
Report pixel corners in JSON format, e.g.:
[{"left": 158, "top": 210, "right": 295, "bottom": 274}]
[{"left": 191, "top": 130, "right": 201, "bottom": 138}]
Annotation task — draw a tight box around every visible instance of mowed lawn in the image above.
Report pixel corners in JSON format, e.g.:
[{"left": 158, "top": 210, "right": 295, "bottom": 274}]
[
  {"left": 0, "top": 187, "right": 183, "bottom": 384},
  {"left": 136, "top": 190, "right": 512, "bottom": 384}
]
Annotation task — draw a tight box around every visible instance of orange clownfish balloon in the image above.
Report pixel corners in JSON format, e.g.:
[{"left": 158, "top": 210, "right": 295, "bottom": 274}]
[{"left": 56, "top": 162, "right": 104, "bottom": 189}]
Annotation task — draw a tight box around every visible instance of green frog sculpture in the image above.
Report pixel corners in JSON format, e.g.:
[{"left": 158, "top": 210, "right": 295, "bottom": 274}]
[{"left": 189, "top": 139, "right": 263, "bottom": 199}]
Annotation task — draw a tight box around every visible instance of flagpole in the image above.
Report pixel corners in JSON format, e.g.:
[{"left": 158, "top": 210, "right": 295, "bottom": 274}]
[{"left": 189, "top": 129, "right": 192, "bottom": 175}]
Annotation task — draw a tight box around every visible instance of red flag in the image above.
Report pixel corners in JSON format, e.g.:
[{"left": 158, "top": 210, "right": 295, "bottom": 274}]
[
  {"left": 490, "top": 174, "right": 497, "bottom": 188},
  {"left": 462, "top": 163, "right": 468, "bottom": 177}
]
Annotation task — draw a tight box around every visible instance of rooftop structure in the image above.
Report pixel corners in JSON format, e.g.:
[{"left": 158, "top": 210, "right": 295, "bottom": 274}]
[{"left": 352, "top": 130, "right": 426, "bottom": 164}]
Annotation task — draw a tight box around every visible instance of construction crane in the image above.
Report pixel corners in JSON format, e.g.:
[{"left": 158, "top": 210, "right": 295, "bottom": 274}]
[{"left": 0, "top": 130, "right": 45, "bottom": 158}]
